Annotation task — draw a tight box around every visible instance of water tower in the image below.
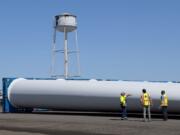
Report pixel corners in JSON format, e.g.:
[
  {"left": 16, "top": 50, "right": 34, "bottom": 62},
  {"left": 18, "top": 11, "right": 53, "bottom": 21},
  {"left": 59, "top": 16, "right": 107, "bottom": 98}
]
[{"left": 51, "top": 13, "right": 80, "bottom": 79}]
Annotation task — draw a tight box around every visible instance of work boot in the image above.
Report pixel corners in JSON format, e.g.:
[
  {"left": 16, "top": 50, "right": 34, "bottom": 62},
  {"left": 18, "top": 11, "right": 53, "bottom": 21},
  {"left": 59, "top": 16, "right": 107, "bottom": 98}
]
[{"left": 143, "top": 119, "right": 147, "bottom": 122}]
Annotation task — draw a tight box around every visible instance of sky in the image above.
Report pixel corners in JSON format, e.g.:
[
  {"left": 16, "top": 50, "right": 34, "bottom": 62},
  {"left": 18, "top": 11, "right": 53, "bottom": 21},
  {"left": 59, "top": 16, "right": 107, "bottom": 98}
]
[{"left": 0, "top": 0, "right": 180, "bottom": 88}]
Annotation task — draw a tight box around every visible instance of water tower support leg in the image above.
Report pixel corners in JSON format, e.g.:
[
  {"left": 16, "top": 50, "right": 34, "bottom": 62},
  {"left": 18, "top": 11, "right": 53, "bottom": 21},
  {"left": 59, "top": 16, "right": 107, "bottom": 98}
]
[{"left": 64, "top": 29, "right": 68, "bottom": 79}]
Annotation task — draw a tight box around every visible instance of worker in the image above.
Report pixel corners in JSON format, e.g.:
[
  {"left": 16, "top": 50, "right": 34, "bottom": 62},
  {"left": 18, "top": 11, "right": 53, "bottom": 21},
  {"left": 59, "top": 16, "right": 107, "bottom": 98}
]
[
  {"left": 120, "top": 92, "right": 131, "bottom": 120},
  {"left": 160, "top": 90, "right": 168, "bottom": 121},
  {"left": 140, "top": 89, "right": 152, "bottom": 122}
]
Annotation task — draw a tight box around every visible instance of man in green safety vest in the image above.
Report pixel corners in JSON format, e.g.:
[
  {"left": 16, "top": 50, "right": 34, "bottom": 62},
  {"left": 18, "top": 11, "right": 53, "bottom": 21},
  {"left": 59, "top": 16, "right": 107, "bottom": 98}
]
[
  {"left": 120, "top": 92, "right": 131, "bottom": 120},
  {"left": 140, "top": 89, "right": 152, "bottom": 122},
  {"left": 160, "top": 90, "right": 168, "bottom": 121}
]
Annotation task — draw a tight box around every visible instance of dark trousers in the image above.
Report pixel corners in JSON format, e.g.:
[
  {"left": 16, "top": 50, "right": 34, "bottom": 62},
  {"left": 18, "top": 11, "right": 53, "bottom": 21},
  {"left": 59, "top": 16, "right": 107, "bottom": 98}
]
[
  {"left": 161, "top": 106, "right": 168, "bottom": 120},
  {"left": 121, "top": 106, "right": 127, "bottom": 118}
]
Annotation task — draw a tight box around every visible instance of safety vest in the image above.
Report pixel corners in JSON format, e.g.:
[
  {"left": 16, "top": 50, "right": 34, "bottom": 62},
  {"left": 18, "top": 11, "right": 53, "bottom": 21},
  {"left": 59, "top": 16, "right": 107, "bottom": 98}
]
[
  {"left": 120, "top": 95, "right": 127, "bottom": 106},
  {"left": 142, "top": 93, "right": 150, "bottom": 106},
  {"left": 161, "top": 94, "right": 168, "bottom": 106}
]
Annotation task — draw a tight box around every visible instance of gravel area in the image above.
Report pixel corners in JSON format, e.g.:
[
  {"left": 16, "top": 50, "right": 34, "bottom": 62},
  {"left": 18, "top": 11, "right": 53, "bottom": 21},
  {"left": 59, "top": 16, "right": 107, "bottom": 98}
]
[{"left": 0, "top": 111, "right": 179, "bottom": 135}]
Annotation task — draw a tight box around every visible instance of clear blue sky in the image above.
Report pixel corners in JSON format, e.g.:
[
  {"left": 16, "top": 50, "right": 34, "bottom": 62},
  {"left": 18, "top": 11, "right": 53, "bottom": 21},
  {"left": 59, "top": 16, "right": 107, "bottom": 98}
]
[{"left": 0, "top": 0, "right": 180, "bottom": 87}]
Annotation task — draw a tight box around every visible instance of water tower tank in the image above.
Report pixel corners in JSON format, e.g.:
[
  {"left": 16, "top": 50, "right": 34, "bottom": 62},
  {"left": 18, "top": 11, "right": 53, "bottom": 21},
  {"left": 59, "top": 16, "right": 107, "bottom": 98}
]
[{"left": 55, "top": 13, "right": 77, "bottom": 32}]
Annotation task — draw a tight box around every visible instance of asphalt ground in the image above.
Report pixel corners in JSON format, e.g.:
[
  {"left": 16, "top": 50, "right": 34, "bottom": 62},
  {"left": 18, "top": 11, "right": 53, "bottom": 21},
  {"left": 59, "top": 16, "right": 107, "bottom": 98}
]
[{"left": 0, "top": 107, "right": 180, "bottom": 135}]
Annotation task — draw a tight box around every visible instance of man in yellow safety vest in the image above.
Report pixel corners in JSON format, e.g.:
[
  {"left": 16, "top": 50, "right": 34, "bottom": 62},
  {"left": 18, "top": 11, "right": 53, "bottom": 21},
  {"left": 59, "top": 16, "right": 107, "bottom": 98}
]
[
  {"left": 140, "top": 89, "right": 152, "bottom": 122},
  {"left": 120, "top": 92, "right": 131, "bottom": 120},
  {"left": 160, "top": 90, "right": 168, "bottom": 121}
]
